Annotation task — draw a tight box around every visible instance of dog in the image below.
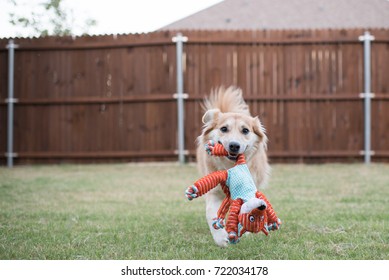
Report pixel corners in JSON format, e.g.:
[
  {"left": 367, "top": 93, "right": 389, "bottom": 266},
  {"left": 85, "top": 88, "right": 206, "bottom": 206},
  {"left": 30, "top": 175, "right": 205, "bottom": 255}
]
[{"left": 196, "top": 86, "right": 270, "bottom": 247}]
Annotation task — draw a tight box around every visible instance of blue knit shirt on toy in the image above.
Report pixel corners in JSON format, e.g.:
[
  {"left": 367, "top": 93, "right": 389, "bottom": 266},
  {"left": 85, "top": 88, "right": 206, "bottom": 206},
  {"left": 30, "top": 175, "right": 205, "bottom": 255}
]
[{"left": 226, "top": 163, "right": 257, "bottom": 202}]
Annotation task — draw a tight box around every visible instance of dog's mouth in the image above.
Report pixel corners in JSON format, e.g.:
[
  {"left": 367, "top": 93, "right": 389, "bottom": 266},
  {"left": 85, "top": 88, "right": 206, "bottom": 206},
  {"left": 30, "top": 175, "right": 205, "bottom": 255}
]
[
  {"left": 217, "top": 140, "right": 243, "bottom": 161},
  {"left": 227, "top": 152, "right": 238, "bottom": 161},
  {"left": 227, "top": 146, "right": 249, "bottom": 161}
]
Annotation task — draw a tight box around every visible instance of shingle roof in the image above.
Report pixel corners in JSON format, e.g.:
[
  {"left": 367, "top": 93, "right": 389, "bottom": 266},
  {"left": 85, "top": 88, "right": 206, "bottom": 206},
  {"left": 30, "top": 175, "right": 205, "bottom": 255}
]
[{"left": 160, "top": 0, "right": 389, "bottom": 30}]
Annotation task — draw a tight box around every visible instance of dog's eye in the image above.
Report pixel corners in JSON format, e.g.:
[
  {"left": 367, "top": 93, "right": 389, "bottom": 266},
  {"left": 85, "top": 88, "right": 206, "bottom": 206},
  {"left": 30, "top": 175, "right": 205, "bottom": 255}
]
[
  {"left": 249, "top": 216, "right": 255, "bottom": 223},
  {"left": 242, "top": 128, "right": 250, "bottom": 135},
  {"left": 220, "top": 126, "right": 228, "bottom": 133}
]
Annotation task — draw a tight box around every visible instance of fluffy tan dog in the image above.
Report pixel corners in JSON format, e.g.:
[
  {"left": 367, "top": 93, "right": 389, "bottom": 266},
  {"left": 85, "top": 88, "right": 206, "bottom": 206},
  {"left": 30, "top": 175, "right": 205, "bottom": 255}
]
[{"left": 196, "top": 86, "right": 270, "bottom": 247}]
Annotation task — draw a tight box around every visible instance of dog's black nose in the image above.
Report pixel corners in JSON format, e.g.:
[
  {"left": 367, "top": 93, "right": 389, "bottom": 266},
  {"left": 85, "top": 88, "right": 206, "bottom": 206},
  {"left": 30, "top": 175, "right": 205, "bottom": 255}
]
[{"left": 229, "top": 142, "right": 240, "bottom": 153}]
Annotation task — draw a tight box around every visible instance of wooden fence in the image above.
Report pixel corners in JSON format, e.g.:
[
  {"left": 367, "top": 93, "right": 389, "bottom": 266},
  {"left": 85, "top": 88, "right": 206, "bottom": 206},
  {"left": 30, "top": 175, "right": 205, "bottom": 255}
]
[{"left": 0, "top": 29, "right": 388, "bottom": 164}]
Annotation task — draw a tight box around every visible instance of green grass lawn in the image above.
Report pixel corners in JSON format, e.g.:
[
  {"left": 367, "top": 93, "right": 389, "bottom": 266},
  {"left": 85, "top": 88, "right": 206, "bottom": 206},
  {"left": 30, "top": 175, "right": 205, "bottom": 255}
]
[{"left": 0, "top": 163, "right": 388, "bottom": 260}]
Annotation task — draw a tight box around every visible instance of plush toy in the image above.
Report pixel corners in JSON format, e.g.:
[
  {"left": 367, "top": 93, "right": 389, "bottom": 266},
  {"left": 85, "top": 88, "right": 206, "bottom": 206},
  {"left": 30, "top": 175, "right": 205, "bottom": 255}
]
[{"left": 185, "top": 141, "right": 281, "bottom": 244}]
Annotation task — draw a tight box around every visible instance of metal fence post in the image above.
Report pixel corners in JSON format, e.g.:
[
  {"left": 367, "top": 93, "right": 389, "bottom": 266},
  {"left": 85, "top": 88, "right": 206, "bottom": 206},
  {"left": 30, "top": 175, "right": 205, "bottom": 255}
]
[
  {"left": 359, "top": 31, "right": 375, "bottom": 164},
  {"left": 6, "top": 40, "right": 18, "bottom": 168},
  {"left": 172, "top": 33, "right": 188, "bottom": 164}
]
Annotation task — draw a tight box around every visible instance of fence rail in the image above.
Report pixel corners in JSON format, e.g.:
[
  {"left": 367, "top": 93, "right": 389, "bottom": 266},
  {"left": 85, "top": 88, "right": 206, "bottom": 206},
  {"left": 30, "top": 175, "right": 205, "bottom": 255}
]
[{"left": 0, "top": 29, "right": 388, "bottom": 164}]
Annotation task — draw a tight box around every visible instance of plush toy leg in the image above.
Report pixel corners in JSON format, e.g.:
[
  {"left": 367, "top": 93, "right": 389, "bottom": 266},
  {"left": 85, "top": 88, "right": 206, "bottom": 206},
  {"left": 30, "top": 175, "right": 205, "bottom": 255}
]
[
  {"left": 205, "top": 191, "right": 229, "bottom": 247},
  {"left": 212, "top": 195, "right": 231, "bottom": 229},
  {"left": 266, "top": 220, "right": 282, "bottom": 231},
  {"left": 212, "top": 217, "right": 224, "bottom": 230},
  {"left": 228, "top": 232, "right": 240, "bottom": 244},
  {"left": 255, "top": 191, "right": 282, "bottom": 231},
  {"left": 226, "top": 199, "right": 244, "bottom": 244}
]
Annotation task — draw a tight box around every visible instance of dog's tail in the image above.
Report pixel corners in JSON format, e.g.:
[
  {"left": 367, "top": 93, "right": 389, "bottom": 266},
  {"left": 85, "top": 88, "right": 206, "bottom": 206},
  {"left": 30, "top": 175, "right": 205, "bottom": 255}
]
[{"left": 202, "top": 86, "right": 250, "bottom": 115}]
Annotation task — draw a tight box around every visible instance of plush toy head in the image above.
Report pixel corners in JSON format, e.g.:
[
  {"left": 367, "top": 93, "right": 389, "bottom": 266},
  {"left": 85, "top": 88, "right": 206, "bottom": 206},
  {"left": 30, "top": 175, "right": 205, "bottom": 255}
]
[{"left": 238, "top": 197, "right": 268, "bottom": 236}]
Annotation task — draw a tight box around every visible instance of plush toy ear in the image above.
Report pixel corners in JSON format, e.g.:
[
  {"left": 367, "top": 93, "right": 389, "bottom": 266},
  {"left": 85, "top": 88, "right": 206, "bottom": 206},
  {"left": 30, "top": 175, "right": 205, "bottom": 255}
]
[
  {"left": 240, "top": 198, "right": 267, "bottom": 214},
  {"left": 202, "top": 108, "right": 221, "bottom": 124}
]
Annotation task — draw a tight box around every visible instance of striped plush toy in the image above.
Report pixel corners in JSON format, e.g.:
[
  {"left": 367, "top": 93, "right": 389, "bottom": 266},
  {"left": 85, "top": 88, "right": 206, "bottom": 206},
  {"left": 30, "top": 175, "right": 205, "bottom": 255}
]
[{"left": 185, "top": 141, "right": 281, "bottom": 244}]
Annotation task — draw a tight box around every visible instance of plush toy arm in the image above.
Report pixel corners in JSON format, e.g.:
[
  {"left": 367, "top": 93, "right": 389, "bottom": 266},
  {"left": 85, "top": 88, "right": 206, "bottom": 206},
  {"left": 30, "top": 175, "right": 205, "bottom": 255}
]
[
  {"left": 226, "top": 198, "right": 244, "bottom": 244},
  {"left": 205, "top": 140, "right": 229, "bottom": 157},
  {"left": 256, "top": 191, "right": 282, "bottom": 231},
  {"left": 185, "top": 185, "right": 199, "bottom": 201},
  {"left": 185, "top": 170, "right": 228, "bottom": 200}
]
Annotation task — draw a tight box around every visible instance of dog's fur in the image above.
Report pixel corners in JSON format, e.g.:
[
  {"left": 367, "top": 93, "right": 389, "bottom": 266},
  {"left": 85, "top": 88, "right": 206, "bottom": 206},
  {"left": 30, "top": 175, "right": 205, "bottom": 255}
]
[{"left": 196, "top": 86, "right": 270, "bottom": 247}]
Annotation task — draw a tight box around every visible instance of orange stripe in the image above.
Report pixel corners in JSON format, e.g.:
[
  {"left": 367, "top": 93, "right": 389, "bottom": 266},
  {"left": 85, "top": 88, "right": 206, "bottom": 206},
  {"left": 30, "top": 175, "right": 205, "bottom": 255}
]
[
  {"left": 217, "top": 197, "right": 231, "bottom": 218},
  {"left": 236, "top": 154, "right": 246, "bottom": 165},
  {"left": 212, "top": 144, "right": 228, "bottom": 156},
  {"left": 226, "top": 199, "right": 243, "bottom": 233},
  {"left": 256, "top": 191, "right": 279, "bottom": 224},
  {"left": 193, "top": 170, "right": 228, "bottom": 197}
]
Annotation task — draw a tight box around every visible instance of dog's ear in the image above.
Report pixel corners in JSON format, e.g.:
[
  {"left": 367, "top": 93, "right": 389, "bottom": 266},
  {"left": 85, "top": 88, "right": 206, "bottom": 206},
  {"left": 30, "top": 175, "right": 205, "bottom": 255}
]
[
  {"left": 202, "top": 109, "right": 221, "bottom": 124},
  {"left": 252, "top": 116, "right": 268, "bottom": 144}
]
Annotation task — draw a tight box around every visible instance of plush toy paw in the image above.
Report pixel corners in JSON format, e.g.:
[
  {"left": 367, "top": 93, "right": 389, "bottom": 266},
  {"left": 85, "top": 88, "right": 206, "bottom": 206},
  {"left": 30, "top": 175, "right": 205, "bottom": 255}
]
[
  {"left": 227, "top": 231, "right": 240, "bottom": 244},
  {"left": 205, "top": 140, "right": 216, "bottom": 155},
  {"left": 212, "top": 218, "right": 225, "bottom": 230},
  {"left": 267, "top": 218, "right": 282, "bottom": 231},
  {"left": 185, "top": 185, "right": 199, "bottom": 200}
]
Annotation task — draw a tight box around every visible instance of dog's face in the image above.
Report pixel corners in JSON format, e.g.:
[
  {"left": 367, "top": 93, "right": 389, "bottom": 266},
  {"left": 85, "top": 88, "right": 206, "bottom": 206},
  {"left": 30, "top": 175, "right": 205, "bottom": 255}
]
[{"left": 202, "top": 109, "right": 267, "bottom": 160}]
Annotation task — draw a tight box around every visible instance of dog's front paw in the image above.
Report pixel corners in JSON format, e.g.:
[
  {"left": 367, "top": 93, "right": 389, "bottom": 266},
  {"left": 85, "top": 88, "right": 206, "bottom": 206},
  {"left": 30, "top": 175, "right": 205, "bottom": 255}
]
[
  {"left": 185, "top": 185, "right": 198, "bottom": 200},
  {"left": 211, "top": 229, "right": 229, "bottom": 248}
]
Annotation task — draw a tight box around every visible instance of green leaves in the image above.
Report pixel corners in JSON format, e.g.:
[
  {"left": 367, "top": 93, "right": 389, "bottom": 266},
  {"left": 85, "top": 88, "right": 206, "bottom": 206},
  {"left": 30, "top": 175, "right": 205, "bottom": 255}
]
[{"left": 8, "top": 0, "right": 97, "bottom": 37}]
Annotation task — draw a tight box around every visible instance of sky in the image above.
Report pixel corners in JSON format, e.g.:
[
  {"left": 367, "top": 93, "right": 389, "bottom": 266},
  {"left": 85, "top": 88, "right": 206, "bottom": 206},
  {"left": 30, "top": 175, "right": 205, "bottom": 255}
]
[{"left": 0, "top": 0, "right": 223, "bottom": 38}]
